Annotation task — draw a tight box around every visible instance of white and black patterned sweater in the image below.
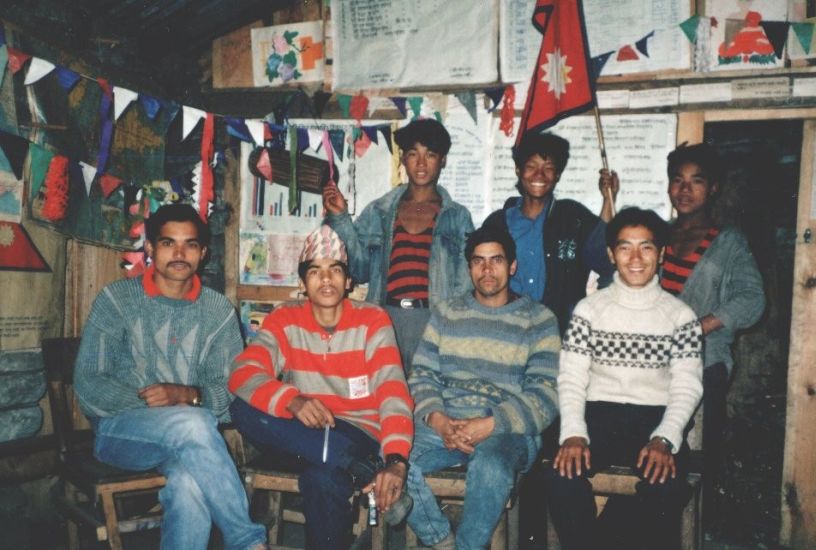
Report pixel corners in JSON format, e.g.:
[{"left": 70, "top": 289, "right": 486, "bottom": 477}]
[{"left": 558, "top": 273, "right": 703, "bottom": 453}]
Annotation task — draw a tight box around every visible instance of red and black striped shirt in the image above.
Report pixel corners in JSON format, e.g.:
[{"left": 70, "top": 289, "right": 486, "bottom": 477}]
[
  {"left": 386, "top": 221, "right": 435, "bottom": 301},
  {"left": 661, "top": 227, "right": 720, "bottom": 296}
]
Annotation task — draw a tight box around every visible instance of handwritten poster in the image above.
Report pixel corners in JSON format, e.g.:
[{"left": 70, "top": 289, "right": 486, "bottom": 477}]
[
  {"left": 330, "top": 0, "right": 498, "bottom": 90},
  {"left": 489, "top": 114, "right": 677, "bottom": 220},
  {"left": 500, "top": 0, "right": 691, "bottom": 83}
]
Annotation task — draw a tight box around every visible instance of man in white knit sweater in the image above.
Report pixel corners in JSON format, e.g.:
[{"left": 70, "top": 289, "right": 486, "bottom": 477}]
[{"left": 545, "top": 207, "right": 703, "bottom": 550}]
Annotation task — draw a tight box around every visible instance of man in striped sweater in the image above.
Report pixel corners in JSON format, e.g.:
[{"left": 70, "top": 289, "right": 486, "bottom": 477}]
[
  {"left": 405, "top": 225, "right": 560, "bottom": 550},
  {"left": 74, "top": 204, "right": 266, "bottom": 550},
  {"left": 545, "top": 208, "right": 704, "bottom": 550},
  {"left": 229, "top": 225, "right": 414, "bottom": 550}
]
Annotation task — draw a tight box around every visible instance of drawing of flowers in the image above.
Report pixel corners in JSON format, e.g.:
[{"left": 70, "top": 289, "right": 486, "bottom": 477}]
[{"left": 265, "top": 30, "right": 303, "bottom": 83}]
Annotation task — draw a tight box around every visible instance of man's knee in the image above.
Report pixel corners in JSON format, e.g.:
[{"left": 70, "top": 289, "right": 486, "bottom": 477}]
[{"left": 164, "top": 407, "right": 220, "bottom": 446}]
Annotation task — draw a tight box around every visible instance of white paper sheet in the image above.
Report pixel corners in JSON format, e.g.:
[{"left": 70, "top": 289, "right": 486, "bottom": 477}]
[{"left": 330, "top": 0, "right": 498, "bottom": 90}]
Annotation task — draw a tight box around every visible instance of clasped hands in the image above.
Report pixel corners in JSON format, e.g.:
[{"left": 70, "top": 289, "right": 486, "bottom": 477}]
[
  {"left": 554, "top": 435, "right": 676, "bottom": 484},
  {"left": 427, "top": 411, "right": 495, "bottom": 454}
]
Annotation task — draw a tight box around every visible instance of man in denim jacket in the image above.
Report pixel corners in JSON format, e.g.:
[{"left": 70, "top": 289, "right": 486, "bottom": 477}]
[{"left": 323, "top": 119, "right": 474, "bottom": 372}]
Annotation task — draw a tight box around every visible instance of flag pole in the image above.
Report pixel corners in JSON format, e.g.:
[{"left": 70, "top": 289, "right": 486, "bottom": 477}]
[{"left": 593, "top": 105, "right": 616, "bottom": 215}]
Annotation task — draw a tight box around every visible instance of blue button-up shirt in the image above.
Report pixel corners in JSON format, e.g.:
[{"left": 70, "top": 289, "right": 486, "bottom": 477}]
[{"left": 506, "top": 199, "right": 548, "bottom": 301}]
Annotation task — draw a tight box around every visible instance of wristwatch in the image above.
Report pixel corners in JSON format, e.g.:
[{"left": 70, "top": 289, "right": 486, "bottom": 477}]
[
  {"left": 190, "top": 390, "right": 203, "bottom": 407},
  {"left": 385, "top": 453, "right": 409, "bottom": 471},
  {"left": 653, "top": 436, "right": 674, "bottom": 452}
]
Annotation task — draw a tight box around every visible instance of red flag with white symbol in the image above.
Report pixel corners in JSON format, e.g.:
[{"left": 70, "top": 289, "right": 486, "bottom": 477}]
[{"left": 516, "top": 0, "right": 596, "bottom": 145}]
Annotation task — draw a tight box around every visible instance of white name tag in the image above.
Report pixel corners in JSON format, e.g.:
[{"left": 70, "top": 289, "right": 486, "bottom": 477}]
[{"left": 348, "top": 375, "right": 370, "bottom": 399}]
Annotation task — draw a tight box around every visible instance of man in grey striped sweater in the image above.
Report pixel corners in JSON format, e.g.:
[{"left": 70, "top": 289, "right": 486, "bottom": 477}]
[
  {"left": 545, "top": 207, "right": 704, "bottom": 550},
  {"left": 404, "top": 225, "right": 560, "bottom": 550}
]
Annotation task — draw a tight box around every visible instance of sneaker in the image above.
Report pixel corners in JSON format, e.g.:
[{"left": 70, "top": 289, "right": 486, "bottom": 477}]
[
  {"left": 432, "top": 532, "right": 455, "bottom": 550},
  {"left": 382, "top": 491, "right": 413, "bottom": 525}
]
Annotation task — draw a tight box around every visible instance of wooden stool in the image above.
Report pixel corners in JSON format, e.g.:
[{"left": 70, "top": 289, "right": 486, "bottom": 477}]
[{"left": 404, "top": 467, "right": 519, "bottom": 550}]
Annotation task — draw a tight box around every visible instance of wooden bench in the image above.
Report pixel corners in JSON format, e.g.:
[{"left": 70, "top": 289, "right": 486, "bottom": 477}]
[{"left": 404, "top": 467, "right": 520, "bottom": 550}]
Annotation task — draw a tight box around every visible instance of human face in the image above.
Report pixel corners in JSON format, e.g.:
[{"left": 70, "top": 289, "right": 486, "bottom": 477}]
[
  {"left": 469, "top": 242, "right": 517, "bottom": 306},
  {"left": 516, "top": 153, "right": 560, "bottom": 199},
  {"left": 144, "top": 221, "right": 205, "bottom": 285},
  {"left": 402, "top": 143, "right": 446, "bottom": 188},
  {"left": 668, "top": 161, "right": 718, "bottom": 218},
  {"left": 607, "top": 225, "right": 663, "bottom": 289},
  {"left": 300, "top": 258, "right": 351, "bottom": 310}
]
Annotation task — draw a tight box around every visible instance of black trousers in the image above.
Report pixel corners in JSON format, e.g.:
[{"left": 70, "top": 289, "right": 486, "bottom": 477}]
[
  {"left": 544, "top": 401, "right": 691, "bottom": 550},
  {"left": 702, "top": 363, "right": 728, "bottom": 528}
]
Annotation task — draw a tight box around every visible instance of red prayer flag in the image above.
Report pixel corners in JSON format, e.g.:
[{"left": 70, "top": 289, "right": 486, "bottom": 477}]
[{"left": 516, "top": 0, "right": 596, "bottom": 145}]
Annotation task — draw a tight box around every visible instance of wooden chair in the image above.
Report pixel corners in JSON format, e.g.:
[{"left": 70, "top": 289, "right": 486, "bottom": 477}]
[
  {"left": 241, "top": 447, "right": 385, "bottom": 550},
  {"left": 544, "top": 412, "right": 705, "bottom": 550},
  {"left": 404, "top": 467, "right": 520, "bottom": 550},
  {"left": 42, "top": 337, "right": 167, "bottom": 550}
]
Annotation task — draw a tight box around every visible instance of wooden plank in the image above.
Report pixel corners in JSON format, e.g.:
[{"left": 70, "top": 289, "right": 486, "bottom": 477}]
[
  {"left": 223, "top": 148, "right": 241, "bottom": 306},
  {"left": 212, "top": 20, "right": 262, "bottom": 89},
  {"left": 705, "top": 108, "right": 816, "bottom": 122},
  {"left": 677, "top": 111, "right": 704, "bottom": 146},
  {"left": 65, "top": 240, "right": 125, "bottom": 337},
  {"left": 780, "top": 119, "right": 816, "bottom": 548}
]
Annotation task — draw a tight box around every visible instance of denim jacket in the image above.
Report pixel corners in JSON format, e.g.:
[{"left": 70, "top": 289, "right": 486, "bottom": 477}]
[
  {"left": 326, "top": 184, "right": 474, "bottom": 306},
  {"left": 667, "top": 225, "right": 765, "bottom": 373}
]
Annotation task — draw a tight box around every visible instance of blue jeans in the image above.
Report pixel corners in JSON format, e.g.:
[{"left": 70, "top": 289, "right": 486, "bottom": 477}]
[
  {"left": 405, "top": 421, "right": 538, "bottom": 550},
  {"left": 230, "top": 398, "right": 381, "bottom": 550},
  {"left": 93, "top": 406, "right": 266, "bottom": 550}
]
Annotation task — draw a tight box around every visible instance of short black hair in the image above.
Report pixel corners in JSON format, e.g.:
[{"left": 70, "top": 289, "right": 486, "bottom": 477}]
[
  {"left": 145, "top": 204, "right": 210, "bottom": 248},
  {"left": 394, "top": 119, "right": 452, "bottom": 156},
  {"left": 465, "top": 225, "right": 517, "bottom": 265},
  {"left": 512, "top": 132, "right": 570, "bottom": 174},
  {"left": 667, "top": 142, "right": 724, "bottom": 186},
  {"left": 605, "top": 207, "right": 669, "bottom": 250}
]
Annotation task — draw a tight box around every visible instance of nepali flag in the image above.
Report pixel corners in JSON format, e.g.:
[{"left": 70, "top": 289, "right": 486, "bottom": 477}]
[{"left": 516, "top": 0, "right": 596, "bottom": 145}]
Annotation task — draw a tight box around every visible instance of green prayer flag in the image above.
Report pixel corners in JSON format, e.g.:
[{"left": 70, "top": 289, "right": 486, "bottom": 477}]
[
  {"left": 28, "top": 143, "right": 54, "bottom": 199},
  {"left": 793, "top": 22, "right": 814, "bottom": 54},
  {"left": 679, "top": 16, "right": 700, "bottom": 44}
]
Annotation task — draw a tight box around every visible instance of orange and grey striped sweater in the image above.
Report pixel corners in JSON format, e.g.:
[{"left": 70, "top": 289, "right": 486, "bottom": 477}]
[{"left": 229, "top": 299, "right": 414, "bottom": 458}]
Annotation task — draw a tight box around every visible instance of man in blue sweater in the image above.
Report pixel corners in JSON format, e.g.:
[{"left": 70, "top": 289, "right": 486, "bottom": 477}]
[
  {"left": 404, "top": 225, "right": 560, "bottom": 550},
  {"left": 74, "top": 204, "right": 266, "bottom": 550}
]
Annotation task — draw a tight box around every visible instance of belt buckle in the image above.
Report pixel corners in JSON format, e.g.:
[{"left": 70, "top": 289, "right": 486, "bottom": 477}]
[{"left": 399, "top": 298, "right": 415, "bottom": 309}]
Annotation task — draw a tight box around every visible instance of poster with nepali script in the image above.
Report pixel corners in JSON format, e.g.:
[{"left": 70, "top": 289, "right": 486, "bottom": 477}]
[{"left": 330, "top": 0, "right": 498, "bottom": 90}]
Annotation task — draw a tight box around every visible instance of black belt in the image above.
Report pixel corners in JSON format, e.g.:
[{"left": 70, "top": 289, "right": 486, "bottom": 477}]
[{"left": 386, "top": 297, "right": 429, "bottom": 309}]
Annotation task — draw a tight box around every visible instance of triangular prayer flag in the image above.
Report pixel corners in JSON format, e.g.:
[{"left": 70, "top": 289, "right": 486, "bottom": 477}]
[
  {"left": 78, "top": 161, "right": 97, "bottom": 195},
  {"left": 616, "top": 44, "right": 639, "bottom": 61},
  {"left": 337, "top": 94, "right": 352, "bottom": 118},
  {"left": 792, "top": 23, "right": 815, "bottom": 54},
  {"left": 590, "top": 51, "right": 614, "bottom": 82},
  {"left": 225, "top": 117, "right": 252, "bottom": 142},
  {"left": 484, "top": 87, "right": 505, "bottom": 113},
  {"left": 407, "top": 97, "right": 423, "bottom": 119},
  {"left": 255, "top": 148, "right": 273, "bottom": 181},
  {"left": 454, "top": 91, "right": 478, "bottom": 123},
  {"left": 0, "top": 130, "right": 29, "bottom": 180},
  {"left": 760, "top": 21, "right": 791, "bottom": 59},
  {"left": 246, "top": 119, "right": 265, "bottom": 146},
  {"left": 350, "top": 95, "right": 369, "bottom": 122},
  {"left": 96, "top": 78, "right": 113, "bottom": 100},
  {"left": 198, "top": 113, "right": 215, "bottom": 222},
  {"left": 113, "top": 86, "right": 138, "bottom": 120},
  {"left": 140, "top": 95, "right": 161, "bottom": 119},
  {"left": 99, "top": 173, "right": 123, "bottom": 198},
  {"left": 96, "top": 79, "right": 114, "bottom": 175},
  {"left": 362, "top": 126, "right": 378, "bottom": 145},
  {"left": 516, "top": 0, "right": 596, "bottom": 143},
  {"left": 354, "top": 129, "right": 372, "bottom": 158},
  {"left": 379, "top": 125, "right": 392, "bottom": 154},
  {"left": 182, "top": 106, "right": 206, "bottom": 140},
  {"left": 296, "top": 127, "right": 309, "bottom": 153},
  {"left": 121, "top": 250, "right": 146, "bottom": 278},
  {"left": 321, "top": 130, "right": 335, "bottom": 184},
  {"left": 23, "top": 57, "right": 55, "bottom": 85},
  {"left": 161, "top": 100, "right": 180, "bottom": 124},
  {"left": 679, "top": 16, "right": 701, "bottom": 43},
  {"left": 27, "top": 143, "right": 54, "bottom": 199},
  {"left": 54, "top": 66, "right": 81, "bottom": 91},
  {"left": 328, "top": 129, "right": 345, "bottom": 161},
  {"left": 308, "top": 128, "right": 323, "bottom": 152},
  {"left": 0, "top": 223, "right": 51, "bottom": 272},
  {"left": 6, "top": 48, "right": 31, "bottom": 74},
  {"left": 390, "top": 97, "right": 407, "bottom": 117},
  {"left": 635, "top": 31, "right": 655, "bottom": 58}
]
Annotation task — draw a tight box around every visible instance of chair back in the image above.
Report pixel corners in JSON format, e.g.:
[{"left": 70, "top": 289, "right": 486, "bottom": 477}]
[{"left": 42, "top": 337, "right": 91, "bottom": 457}]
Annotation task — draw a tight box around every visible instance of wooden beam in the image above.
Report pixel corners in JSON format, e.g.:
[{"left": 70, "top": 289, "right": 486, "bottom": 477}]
[{"left": 780, "top": 119, "right": 816, "bottom": 548}]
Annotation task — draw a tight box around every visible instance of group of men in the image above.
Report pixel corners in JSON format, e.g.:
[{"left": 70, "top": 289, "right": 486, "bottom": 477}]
[{"left": 75, "top": 121, "right": 704, "bottom": 550}]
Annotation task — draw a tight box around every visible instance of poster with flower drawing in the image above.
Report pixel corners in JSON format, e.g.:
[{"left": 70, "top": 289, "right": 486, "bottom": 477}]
[{"left": 251, "top": 21, "right": 325, "bottom": 87}]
